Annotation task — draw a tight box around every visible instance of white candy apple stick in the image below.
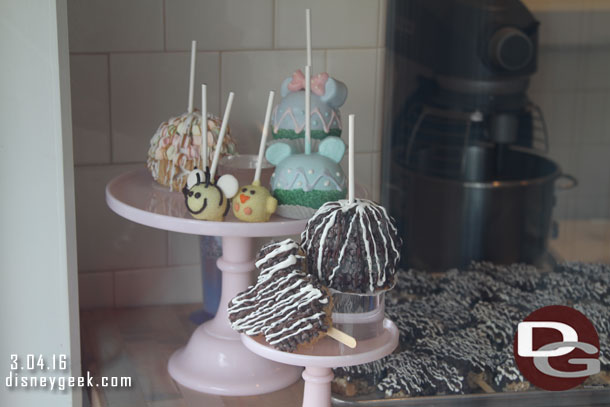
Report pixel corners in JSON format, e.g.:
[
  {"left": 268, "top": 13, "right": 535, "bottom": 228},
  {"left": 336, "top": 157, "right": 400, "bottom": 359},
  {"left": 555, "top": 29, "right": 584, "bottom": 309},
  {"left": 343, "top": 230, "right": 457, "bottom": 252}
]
[
  {"left": 305, "top": 65, "right": 311, "bottom": 155},
  {"left": 327, "top": 327, "right": 357, "bottom": 349},
  {"left": 306, "top": 9, "right": 312, "bottom": 67},
  {"left": 254, "top": 91, "right": 275, "bottom": 185},
  {"left": 201, "top": 84, "right": 208, "bottom": 168},
  {"left": 210, "top": 92, "right": 235, "bottom": 180},
  {"left": 187, "top": 40, "right": 197, "bottom": 114},
  {"left": 348, "top": 114, "right": 355, "bottom": 203}
]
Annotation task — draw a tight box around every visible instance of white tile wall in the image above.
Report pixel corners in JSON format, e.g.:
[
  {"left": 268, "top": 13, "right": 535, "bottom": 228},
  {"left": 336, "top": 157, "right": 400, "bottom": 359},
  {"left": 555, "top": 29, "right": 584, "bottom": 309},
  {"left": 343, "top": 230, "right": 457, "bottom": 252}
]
[
  {"left": 69, "top": 0, "right": 388, "bottom": 306},
  {"left": 220, "top": 50, "right": 326, "bottom": 154},
  {"left": 527, "top": 4, "right": 610, "bottom": 221},
  {"left": 275, "top": 0, "right": 379, "bottom": 49},
  {"left": 70, "top": 55, "right": 111, "bottom": 165},
  {"left": 79, "top": 272, "right": 114, "bottom": 308},
  {"left": 67, "top": 0, "right": 164, "bottom": 52},
  {"left": 110, "top": 52, "right": 221, "bottom": 163},
  {"left": 115, "top": 265, "right": 202, "bottom": 307},
  {"left": 168, "top": 232, "right": 201, "bottom": 266},
  {"left": 165, "top": 0, "right": 274, "bottom": 51},
  {"left": 327, "top": 49, "right": 379, "bottom": 152},
  {"left": 75, "top": 164, "right": 168, "bottom": 272}
]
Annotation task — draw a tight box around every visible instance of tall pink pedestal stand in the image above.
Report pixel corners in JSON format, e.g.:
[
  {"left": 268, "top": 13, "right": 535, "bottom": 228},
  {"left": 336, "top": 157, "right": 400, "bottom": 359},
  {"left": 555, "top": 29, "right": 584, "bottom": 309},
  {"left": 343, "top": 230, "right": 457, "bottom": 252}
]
[
  {"left": 105, "top": 169, "right": 307, "bottom": 395},
  {"left": 242, "top": 319, "right": 399, "bottom": 407}
]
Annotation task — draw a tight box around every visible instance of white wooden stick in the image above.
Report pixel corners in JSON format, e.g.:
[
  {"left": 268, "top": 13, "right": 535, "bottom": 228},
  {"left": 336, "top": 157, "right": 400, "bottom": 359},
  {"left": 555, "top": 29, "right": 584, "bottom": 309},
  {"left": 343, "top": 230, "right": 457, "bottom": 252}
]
[
  {"left": 254, "top": 91, "right": 275, "bottom": 184},
  {"left": 187, "top": 40, "right": 197, "bottom": 114},
  {"left": 348, "top": 114, "right": 355, "bottom": 203},
  {"left": 210, "top": 92, "right": 234, "bottom": 180},
  {"left": 306, "top": 9, "right": 312, "bottom": 67},
  {"left": 475, "top": 377, "right": 495, "bottom": 394},
  {"left": 327, "top": 327, "right": 357, "bottom": 349},
  {"left": 201, "top": 83, "right": 208, "bottom": 168},
  {"left": 305, "top": 65, "right": 311, "bottom": 155}
]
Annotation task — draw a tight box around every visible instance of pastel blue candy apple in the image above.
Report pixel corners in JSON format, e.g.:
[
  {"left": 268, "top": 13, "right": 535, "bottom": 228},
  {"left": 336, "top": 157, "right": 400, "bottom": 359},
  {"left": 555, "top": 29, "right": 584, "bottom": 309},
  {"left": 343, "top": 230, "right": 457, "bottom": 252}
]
[{"left": 266, "top": 136, "right": 347, "bottom": 209}]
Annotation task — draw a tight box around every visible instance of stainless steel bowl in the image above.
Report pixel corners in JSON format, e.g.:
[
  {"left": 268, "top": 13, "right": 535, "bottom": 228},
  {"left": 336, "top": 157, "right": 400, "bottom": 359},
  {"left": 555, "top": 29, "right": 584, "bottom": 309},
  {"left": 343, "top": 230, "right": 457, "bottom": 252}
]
[{"left": 390, "top": 146, "right": 576, "bottom": 271}]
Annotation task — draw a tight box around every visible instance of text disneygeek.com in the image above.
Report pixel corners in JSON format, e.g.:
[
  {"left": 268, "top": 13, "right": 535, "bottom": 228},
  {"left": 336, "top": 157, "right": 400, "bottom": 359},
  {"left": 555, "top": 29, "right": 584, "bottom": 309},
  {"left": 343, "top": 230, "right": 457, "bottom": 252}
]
[{"left": 5, "top": 354, "right": 131, "bottom": 391}]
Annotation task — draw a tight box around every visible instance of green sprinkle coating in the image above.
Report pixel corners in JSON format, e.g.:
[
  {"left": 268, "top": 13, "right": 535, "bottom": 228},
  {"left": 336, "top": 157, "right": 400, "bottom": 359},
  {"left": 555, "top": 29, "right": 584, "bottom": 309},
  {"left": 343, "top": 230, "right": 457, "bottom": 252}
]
[
  {"left": 272, "top": 128, "right": 342, "bottom": 140},
  {"left": 273, "top": 189, "right": 347, "bottom": 209}
]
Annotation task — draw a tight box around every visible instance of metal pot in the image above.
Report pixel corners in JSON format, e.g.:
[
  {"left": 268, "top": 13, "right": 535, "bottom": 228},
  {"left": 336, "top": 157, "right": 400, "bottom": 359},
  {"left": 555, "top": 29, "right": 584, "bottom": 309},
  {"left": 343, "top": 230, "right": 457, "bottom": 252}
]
[{"left": 390, "top": 146, "right": 576, "bottom": 271}]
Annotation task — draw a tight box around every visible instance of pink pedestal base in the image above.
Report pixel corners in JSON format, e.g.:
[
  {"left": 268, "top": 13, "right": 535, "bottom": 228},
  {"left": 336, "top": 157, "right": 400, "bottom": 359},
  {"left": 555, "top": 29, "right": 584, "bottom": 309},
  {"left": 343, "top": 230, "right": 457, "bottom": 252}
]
[
  {"left": 105, "top": 170, "right": 308, "bottom": 396},
  {"left": 168, "top": 235, "right": 303, "bottom": 395},
  {"left": 168, "top": 323, "right": 302, "bottom": 395},
  {"left": 242, "top": 319, "right": 399, "bottom": 407}
]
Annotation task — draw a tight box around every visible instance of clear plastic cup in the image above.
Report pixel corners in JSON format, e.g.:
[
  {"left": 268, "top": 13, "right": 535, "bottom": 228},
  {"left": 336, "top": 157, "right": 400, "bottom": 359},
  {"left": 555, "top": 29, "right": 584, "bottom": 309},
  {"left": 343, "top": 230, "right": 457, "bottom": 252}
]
[
  {"left": 218, "top": 154, "right": 274, "bottom": 188},
  {"left": 331, "top": 290, "right": 386, "bottom": 341}
]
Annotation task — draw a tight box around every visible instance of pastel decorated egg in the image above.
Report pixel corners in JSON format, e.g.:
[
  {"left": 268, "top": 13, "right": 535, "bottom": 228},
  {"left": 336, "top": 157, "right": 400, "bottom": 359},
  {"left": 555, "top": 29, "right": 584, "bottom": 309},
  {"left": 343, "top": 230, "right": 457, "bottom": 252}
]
[
  {"left": 272, "top": 70, "right": 347, "bottom": 144},
  {"left": 266, "top": 136, "right": 347, "bottom": 211}
]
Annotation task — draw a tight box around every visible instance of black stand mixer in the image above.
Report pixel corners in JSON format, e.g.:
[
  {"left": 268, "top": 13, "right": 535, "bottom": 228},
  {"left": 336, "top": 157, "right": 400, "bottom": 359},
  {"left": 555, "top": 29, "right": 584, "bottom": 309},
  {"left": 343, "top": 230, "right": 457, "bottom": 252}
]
[{"left": 382, "top": 0, "right": 575, "bottom": 271}]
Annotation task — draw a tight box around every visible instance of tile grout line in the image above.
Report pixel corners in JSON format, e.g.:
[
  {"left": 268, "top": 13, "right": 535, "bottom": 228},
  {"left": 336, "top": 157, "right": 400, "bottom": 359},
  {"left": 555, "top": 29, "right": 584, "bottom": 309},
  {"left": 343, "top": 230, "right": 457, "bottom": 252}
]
[
  {"left": 107, "top": 53, "right": 113, "bottom": 164},
  {"left": 372, "top": 47, "right": 379, "bottom": 192},
  {"left": 69, "top": 46, "right": 380, "bottom": 55},
  {"left": 376, "top": 0, "right": 382, "bottom": 48},
  {"left": 272, "top": 0, "right": 276, "bottom": 49},
  {"left": 162, "top": 0, "right": 167, "bottom": 52},
  {"left": 218, "top": 51, "right": 223, "bottom": 107},
  {"left": 74, "top": 161, "right": 146, "bottom": 169},
  {"left": 112, "top": 270, "right": 116, "bottom": 307}
]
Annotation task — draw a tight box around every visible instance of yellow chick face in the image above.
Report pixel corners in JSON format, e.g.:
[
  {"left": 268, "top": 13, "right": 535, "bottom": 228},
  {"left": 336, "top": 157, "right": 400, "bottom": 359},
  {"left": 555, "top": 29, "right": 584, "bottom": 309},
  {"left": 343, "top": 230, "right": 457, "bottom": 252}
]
[
  {"left": 183, "top": 169, "right": 239, "bottom": 221},
  {"left": 232, "top": 182, "right": 278, "bottom": 222}
]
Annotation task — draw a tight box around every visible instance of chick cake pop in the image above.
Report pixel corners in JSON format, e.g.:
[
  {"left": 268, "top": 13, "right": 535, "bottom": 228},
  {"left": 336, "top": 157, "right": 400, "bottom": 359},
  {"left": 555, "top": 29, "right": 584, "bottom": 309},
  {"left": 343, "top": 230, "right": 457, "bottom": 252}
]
[
  {"left": 233, "top": 91, "right": 278, "bottom": 222},
  {"left": 233, "top": 181, "right": 277, "bottom": 222},
  {"left": 147, "top": 41, "right": 237, "bottom": 191},
  {"left": 183, "top": 92, "right": 239, "bottom": 221}
]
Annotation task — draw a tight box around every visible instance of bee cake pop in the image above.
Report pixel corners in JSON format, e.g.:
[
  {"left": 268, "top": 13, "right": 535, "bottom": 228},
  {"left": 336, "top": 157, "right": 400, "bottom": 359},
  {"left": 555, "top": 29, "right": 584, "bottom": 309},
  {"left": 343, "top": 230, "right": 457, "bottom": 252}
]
[
  {"left": 183, "top": 92, "right": 239, "bottom": 221},
  {"left": 233, "top": 91, "right": 278, "bottom": 222},
  {"left": 147, "top": 41, "right": 237, "bottom": 191},
  {"left": 300, "top": 115, "right": 403, "bottom": 294}
]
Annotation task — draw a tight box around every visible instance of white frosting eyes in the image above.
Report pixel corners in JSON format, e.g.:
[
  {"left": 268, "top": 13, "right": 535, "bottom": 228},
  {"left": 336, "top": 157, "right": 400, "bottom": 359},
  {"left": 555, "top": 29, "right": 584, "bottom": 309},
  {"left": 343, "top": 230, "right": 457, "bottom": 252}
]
[
  {"left": 186, "top": 169, "right": 205, "bottom": 189},
  {"left": 217, "top": 174, "right": 239, "bottom": 199}
]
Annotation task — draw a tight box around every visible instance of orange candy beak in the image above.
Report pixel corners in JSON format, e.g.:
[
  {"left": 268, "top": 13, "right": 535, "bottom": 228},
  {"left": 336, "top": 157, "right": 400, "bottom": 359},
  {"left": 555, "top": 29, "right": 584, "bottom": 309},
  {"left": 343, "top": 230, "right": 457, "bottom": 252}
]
[{"left": 240, "top": 194, "right": 250, "bottom": 203}]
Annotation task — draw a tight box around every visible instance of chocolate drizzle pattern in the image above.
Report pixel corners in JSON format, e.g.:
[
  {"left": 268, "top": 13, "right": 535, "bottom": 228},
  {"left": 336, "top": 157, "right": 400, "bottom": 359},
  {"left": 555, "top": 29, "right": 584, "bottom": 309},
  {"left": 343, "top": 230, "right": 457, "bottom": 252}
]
[
  {"left": 228, "top": 239, "right": 331, "bottom": 352},
  {"left": 301, "top": 199, "right": 402, "bottom": 294},
  {"left": 493, "top": 356, "right": 529, "bottom": 392},
  {"left": 377, "top": 352, "right": 464, "bottom": 397},
  {"left": 334, "top": 262, "right": 610, "bottom": 399}
]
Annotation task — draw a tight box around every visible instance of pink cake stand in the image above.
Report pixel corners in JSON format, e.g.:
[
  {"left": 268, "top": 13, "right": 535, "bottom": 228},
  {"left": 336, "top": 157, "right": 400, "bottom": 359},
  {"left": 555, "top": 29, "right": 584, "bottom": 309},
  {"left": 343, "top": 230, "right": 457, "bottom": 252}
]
[
  {"left": 105, "top": 169, "right": 308, "bottom": 395},
  {"left": 242, "top": 319, "right": 399, "bottom": 407}
]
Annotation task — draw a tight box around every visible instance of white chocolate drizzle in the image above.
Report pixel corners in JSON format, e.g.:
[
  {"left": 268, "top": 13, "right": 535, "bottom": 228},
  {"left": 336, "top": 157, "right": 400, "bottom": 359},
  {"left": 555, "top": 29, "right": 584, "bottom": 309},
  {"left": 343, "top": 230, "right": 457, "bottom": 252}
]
[
  {"left": 146, "top": 111, "right": 237, "bottom": 190},
  {"left": 301, "top": 199, "right": 402, "bottom": 294},
  {"left": 228, "top": 240, "right": 331, "bottom": 352}
]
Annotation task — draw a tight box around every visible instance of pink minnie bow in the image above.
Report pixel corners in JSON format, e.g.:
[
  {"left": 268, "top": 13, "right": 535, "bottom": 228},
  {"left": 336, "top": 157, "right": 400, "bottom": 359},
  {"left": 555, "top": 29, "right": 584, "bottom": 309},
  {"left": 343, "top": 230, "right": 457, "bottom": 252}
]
[{"left": 287, "top": 70, "right": 329, "bottom": 96}]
